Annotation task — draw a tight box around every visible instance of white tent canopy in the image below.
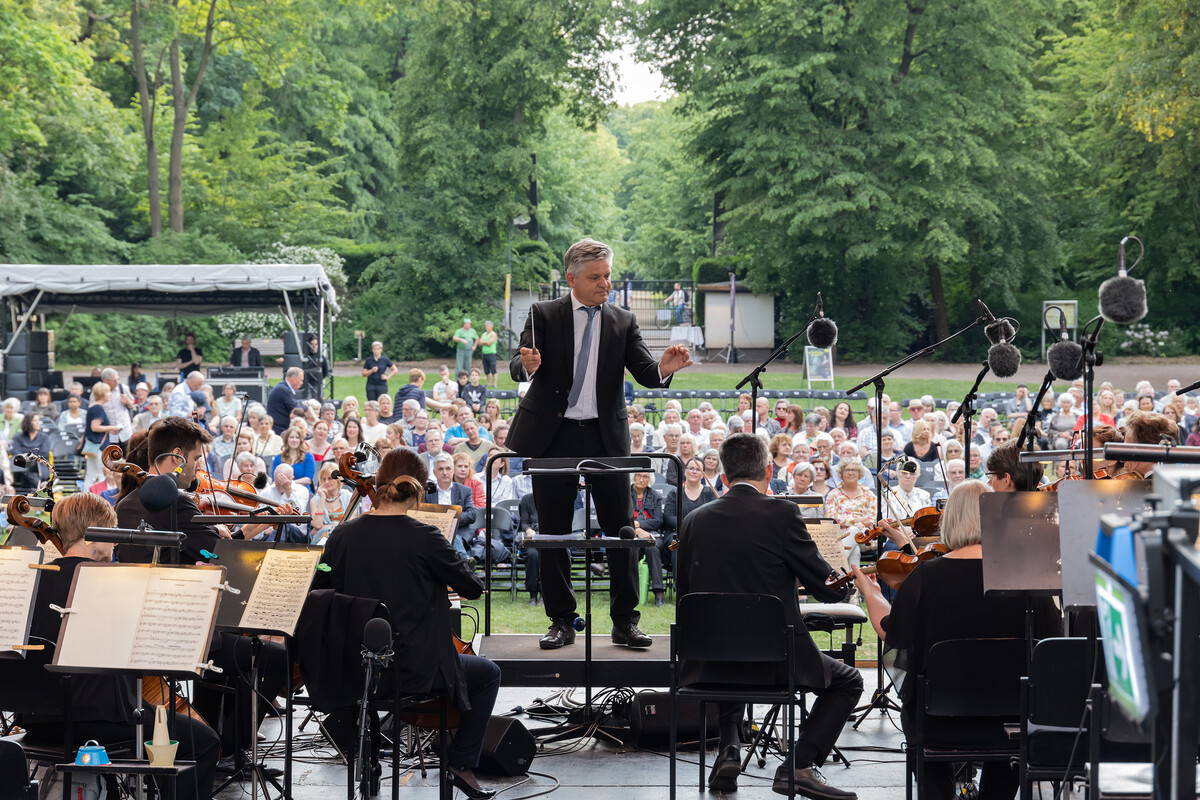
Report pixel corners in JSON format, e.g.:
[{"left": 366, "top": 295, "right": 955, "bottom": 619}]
[{"left": 0, "top": 264, "right": 340, "bottom": 316}]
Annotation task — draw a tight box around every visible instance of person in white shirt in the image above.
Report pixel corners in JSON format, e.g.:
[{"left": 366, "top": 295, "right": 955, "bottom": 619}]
[
  {"left": 684, "top": 408, "right": 710, "bottom": 449},
  {"left": 360, "top": 400, "right": 388, "bottom": 445},
  {"left": 168, "top": 371, "right": 204, "bottom": 418},
  {"left": 262, "top": 462, "right": 310, "bottom": 513},
  {"left": 886, "top": 402, "right": 909, "bottom": 445},
  {"left": 429, "top": 365, "right": 458, "bottom": 411},
  {"left": 933, "top": 458, "right": 967, "bottom": 503},
  {"left": 887, "top": 459, "right": 933, "bottom": 516},
  {"left": 100, "top": 367, "right": 136, "bottom": 445}
]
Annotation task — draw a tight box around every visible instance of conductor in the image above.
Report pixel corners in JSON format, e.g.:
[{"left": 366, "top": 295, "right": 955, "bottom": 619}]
[{"left": 508, "top": 238, "right": 693, "bottom": 650}]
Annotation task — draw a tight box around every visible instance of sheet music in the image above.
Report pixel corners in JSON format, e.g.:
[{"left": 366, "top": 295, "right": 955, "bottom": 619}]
[
  {"left": 0, "top": 548, "right": 42, "bottom": 657},
  {"left": 56, "top": 565, "right": 223, "bottom": 674},
  {"left": 238, "top": 548, "right": 320, "bottom": 635},
  {"left": 806, "top": 520, "right": 850, "bottom": 575},
  {"left": 129, "top": 568, "right": 223, "bottom": 672},
  {"left": 412, "top": 503, "right": 461, "bottom": 543}
]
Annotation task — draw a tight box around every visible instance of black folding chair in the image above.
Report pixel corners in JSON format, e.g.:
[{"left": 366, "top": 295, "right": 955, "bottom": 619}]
[
  {"left": 908, "top": 638, "right": 1026, "bottom": 800},
  {"left": 669, "top": 593, "right": 798, "bottom": 799},
  {"left": 0, "top": 740, "right": 39, "bottom": 800}
]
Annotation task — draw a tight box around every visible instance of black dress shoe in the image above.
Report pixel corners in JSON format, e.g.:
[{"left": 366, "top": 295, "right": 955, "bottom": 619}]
[
  {"left": 708, "top": 744, "right": 741, "bottom": 792},
  {"left": 539, "top": 620, "right": 576, "bottom": 649},
  {"left": 449, "top": 767, "right": 497, "bottom": 799},
  {"left": 611, "top": 622, "right": 652, "bottom": 648},
  {"left": 772, "top": 764, "right": 857, "bottom": 798}
]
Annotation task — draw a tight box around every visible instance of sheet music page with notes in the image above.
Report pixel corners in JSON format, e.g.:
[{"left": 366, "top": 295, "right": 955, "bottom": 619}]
[
  {"left": 411, "top": 503, "right": 461, "bottom": 543},
  {"left": 55, "top": 564, "right": 223, "bottom": 674},
  {"left": 806, "top": 519, "right": 851, "bottom": 575},
  {"left": 0, "top": 547, "right": 43, "bottom": 657},
  {"left": 238, "top": 548, "right": 320, "bottom": 635}
]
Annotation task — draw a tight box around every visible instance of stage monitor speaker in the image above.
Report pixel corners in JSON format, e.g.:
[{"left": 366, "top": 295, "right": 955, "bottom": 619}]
[
  {"left": 629, "top": 689, "right": 719, "bottom": 748},
  {"left": 477, "top": 716, "right": 535, "bottom": 777}
]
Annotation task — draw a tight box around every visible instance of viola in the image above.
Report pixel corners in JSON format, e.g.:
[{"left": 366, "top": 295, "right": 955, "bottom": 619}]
[
  {"left": 1039, "top": 467, "right": 1111, "bottom": 492},
  {"left": 5, "top": 495, "right": 65, "bottom": 555},
  {"left": 855, "top": 507, "right": 941, "bottom": 545},
  {"left": 827, "top": 542, "right": 949, "bottom": 592}
]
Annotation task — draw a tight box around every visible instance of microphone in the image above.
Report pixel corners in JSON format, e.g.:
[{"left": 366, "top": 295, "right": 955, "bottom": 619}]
[
  {"left": 11, "top": 454, "right": 30, "bottom": 469},
  {"left": 252, "top": 471, "right": 269, "bottom": 490},
  {"left": 141, "top": 474, "right": 181, "bottom": 513},
  {"left": 361, "top": 617, "right": 394, "bottom": 675},
  {"left": 977, "top": 300, "right": 1021, "bottom": 378},
  {"left": 1098, "top": 235, "right": 1147, "bottom": 324},
  {"left": 85, "top": 527, "right": 186, "bottom": 548},
  {"left": 806, "top": 292, "right": 839, "bottom": 349},
  {"left": 1045, "top": 305, "right": 1083, "bottom": 381},
  {"left": 618, "top": 525, "right": 636, "bottom": 540}
]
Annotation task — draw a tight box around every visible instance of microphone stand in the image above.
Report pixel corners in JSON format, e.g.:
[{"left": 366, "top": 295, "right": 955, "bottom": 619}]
[
  {"left": 736, "top": 298, "right": 822, "bottom": 432},
  {"left": 950, "top": 361, "right": 991, "bottom": 479},
  {"left": 1018, "top": 370, "right": 1056, "bottom": 452},
  {"left": 1076, "top": 316, "right": 1106, "bottom": 479},
  {"left": 846, "top": 313, "right": 991, "bottom": 524},
  {"left": 845, "top": 314, "right": 989, "bottom": 726}
]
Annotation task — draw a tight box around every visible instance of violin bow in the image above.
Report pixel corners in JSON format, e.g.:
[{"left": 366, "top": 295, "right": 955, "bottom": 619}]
[
  {"left": 226, "top": 390, "right": 252, "bottom": 494},
  {"left": 933, "top": 440, "right": 950, "bottom": 491}
]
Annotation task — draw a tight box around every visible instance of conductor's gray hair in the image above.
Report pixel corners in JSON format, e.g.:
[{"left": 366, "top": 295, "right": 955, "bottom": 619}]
[{"left": 563, "top": 238, "right": 613, "bottom": 278}]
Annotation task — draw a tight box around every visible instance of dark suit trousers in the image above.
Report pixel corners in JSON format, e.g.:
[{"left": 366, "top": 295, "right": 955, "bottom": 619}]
[
  {"left": 718, "top": 654, "right": 862, "bottom": 767},
  {"left": 532, "top": 419, "right": 639, "bottom": 626}
]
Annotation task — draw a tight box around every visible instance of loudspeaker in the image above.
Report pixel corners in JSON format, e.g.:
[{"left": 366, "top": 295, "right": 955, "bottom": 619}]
[
  {"left": 27, "top": 370, "right": 62, "bottom": 389},
  {"left": 4, "top": 332, "right": 27, "bottom": 354},
  {"left": 477, "top": 716, "right": 535, "bottom": 777},
  {"left": 5, "top": 374, "right": 28, "bottom": 393},
  {"left": 4, "top": 354, "right": 28, "bottom": 374},
  {"left": 282, "top": 354, "right": 302, "bottom": 376},
  {"left": 26, "top": 331, "right": 53, "bottom": 353},
  {"left": 628, "top": 690, "right": 719, "bottom": 747},
  {"left": 282, "top": 332, "right": 307, "bottom": 355},
  {"left": 28, "top": 351, "right": 54, "bottom": 371}
]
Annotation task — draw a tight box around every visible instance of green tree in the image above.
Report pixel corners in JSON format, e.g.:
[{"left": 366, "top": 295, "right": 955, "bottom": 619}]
[{"left": 632, "top": 0, "right": 1065, "bottom": 359}]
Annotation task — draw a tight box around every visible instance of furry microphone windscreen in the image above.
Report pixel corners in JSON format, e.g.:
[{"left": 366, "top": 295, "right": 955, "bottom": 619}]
[
  {"left": 1047, "top": 339, "right": 1084, "bottom": 381},
  {"left": 1098, "top": 274, "right": 1148, "bottom": 325},
  {"left": 987, "top": 342, "right": 1022, "bottom": 379},
  {"left": 807, "top": 317, "right": 839, "bottom": 350},
  {"left": 253, "top": 471, "right": 269, "bottom": 490},
  {"left": 984, "top": 318, "right": 1016, "bottom": 345}
]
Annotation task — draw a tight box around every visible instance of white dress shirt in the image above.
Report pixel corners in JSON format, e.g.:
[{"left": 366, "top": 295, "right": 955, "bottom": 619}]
[{"left": 564, "top": 295, "right": 604, "bottom": 420}]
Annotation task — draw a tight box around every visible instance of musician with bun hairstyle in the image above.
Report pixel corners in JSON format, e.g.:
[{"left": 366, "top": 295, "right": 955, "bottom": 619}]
[
  {"left": 323, "top": 446, "right": 501, "bottom": 799},
  {"left": 14, "top": 493, "right": 220, "bottom": 800}
]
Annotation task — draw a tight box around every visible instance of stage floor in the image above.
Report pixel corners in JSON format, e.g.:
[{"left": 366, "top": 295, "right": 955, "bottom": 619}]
[
  {"left": 475, "top": 632, "right": 672, "bottom": 687},
  {"left": 197, "top": 669, "right": 1158, "bottom": 800}
]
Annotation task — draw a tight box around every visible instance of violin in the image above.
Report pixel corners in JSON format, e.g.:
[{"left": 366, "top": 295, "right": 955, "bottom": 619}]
[
  {"left": 827, "top": 542, "right": 949, "bottom": 592},
  {"left": 855, "top": 507, "right": 941, "bottom": 545},
  {"left": 195, "top": 469, "right": 282, "bottom": 509},
  {"left": 5, "top": 495, "right": 65, "bottom": 555}
]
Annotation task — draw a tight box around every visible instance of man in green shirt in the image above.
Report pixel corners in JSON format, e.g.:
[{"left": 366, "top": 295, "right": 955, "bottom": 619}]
[
  {"left": 452, "top": 318, "right": 478, "bottom": 374},
  {"left": 478, "top": 320, "right": 499, "bottom": 388}
]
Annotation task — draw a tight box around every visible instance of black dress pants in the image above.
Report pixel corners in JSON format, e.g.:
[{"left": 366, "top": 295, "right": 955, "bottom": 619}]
[
  {"left": 531, "top": 419, "right": 639, "bottom": 626},
  {"left": 717, "top": 653, "right": 863, "bottom": 767},
  {"left": 193, "top": 633, "right": 289, "bottom": 755}
]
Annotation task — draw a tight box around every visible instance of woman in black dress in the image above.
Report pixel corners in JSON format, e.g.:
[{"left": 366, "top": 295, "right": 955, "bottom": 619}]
[
  {"left": 902, "top": 419, "right": 940, "bottom": 462},
  {"left": 852, "top": 480, "right": 1059, "bottom": 799},
  {"left": 323, "top": 447, "right": 501, "bottom": 799}
]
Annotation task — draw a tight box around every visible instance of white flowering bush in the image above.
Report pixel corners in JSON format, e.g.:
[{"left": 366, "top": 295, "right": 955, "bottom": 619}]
[
  {"left": 214, "top": 243, "right": 349, "bottom": 340},
  {"left": 1119, "top": 323, "right": 1170, "bottom": 357}
]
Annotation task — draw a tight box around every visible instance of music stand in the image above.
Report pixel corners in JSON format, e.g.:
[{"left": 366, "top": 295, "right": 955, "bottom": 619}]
[
  {"left": 0, "top": 546, "right": 45, "bottom": 660},
  {"left": 499, "top": 453, "right": 676, "bottom": 745},
  {"left": 1056, "top": 480, "right": 1151, "bottom": 612},
  {"left": 979, "top": 491, "right": 1062, "bottom": 597},
  {"left": 210, "top": 540, "right": 322, "bottom": 800}
]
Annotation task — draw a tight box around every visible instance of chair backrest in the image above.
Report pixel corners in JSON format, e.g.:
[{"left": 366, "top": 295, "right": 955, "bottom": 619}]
[
  {"left": 0, "top": 659, "right": 67, "bottom": 717},
  {"left": 676, "top": 593, "right": 789, "bottom": 663},
  {"left": 1028, "top": 637, "right": 1092, "bottom": 727},
  {"left": 924, "top": 638, "right": 1026, "bottom": 718},
  {"left": 0, "top": 741, "right": 36, "bottom": 799},
  {"left": 489, "top": 506, "right": 513, "bottom": 532}
]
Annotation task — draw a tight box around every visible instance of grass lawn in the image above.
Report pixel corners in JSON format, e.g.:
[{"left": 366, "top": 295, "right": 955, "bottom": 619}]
[{"left": 464, "top": 591, "right": 881, "bottom": 661}]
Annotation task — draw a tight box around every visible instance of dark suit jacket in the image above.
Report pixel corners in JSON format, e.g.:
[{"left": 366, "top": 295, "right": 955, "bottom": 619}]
[
  {"left": 507, "top": 294, "right": 667, "bottom": 458},
  {"left": 426, "top": 482, "right": 477, "bottom": 539},
  {"left": 677, "top": 482, "right": 845, "bottom": 689},
  {"left": 230, "top": 347, "right": 263, "bottom": 367},
  {"left": 266, "top": 381, "right": 301, "bottom": 434},
  {"left": 630, "top": 486, "right": 664, "bottom": 533}
]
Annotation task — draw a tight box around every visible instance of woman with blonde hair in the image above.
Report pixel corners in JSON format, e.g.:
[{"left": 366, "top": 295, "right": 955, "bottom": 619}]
[
  {"left": 272, "top": 425, "right": 315, "bottom": 488},
  {"left": 853, "top": 480, "right": 1059, "bottom": 800}
]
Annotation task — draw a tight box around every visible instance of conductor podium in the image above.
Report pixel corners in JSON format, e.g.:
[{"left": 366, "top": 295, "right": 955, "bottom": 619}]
[{"left": 476, "top": 454, "right": 682, "bottom": 697}]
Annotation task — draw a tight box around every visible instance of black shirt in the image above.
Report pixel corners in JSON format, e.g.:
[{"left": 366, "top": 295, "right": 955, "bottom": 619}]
[
  {"left": 177, "top": 347, "right": 203, "bottom": 373},
  {"left": 364, "top": 355, "right": 393, "bottom": 387},
  {"left": 115, "top": 486, "right": 221, "bottom": 565},
  {"left": 461, "top": 384, "right": 486, "bottom": 411},
  {"left": 881, "top": 556, "right": 1060, "bottom": 704}
]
